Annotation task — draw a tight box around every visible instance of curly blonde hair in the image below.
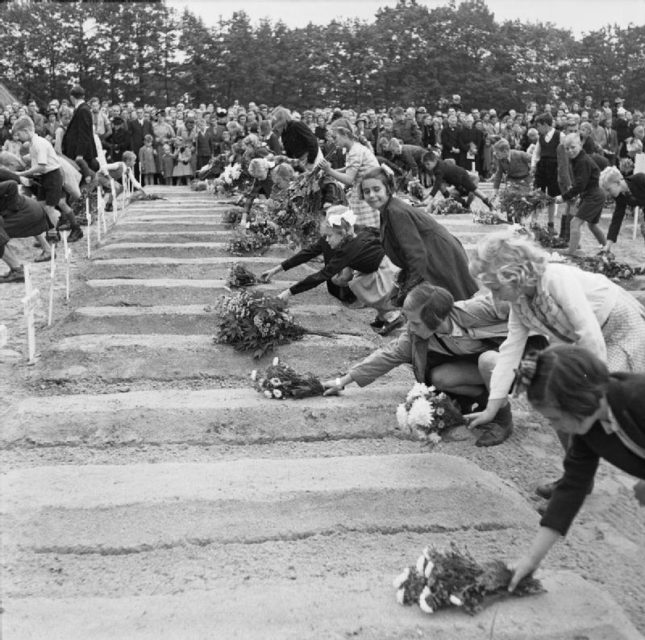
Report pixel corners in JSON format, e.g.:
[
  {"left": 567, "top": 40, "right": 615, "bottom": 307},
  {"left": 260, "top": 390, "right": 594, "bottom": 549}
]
[{"left": 469, "top": 229, "right": 549, "bottom": 289}]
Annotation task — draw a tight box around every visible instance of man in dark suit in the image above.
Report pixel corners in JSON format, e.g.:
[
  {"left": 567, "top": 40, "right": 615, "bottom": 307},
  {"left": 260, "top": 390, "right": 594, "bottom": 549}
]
[
  {"left": 62, "top": 85, "right": 98, "bottom": 171},
  {"left": 128, "top": 107, "right": 154, "bottom": 176}
]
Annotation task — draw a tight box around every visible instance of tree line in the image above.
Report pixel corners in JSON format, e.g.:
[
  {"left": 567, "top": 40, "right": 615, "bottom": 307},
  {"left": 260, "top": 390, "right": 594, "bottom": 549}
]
[{"left": 1, "top": 0, "right": 644, "bottom": 111}]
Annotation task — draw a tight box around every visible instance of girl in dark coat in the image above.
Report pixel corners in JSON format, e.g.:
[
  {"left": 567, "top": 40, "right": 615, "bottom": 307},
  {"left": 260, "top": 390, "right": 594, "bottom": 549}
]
[
  {"left": 508, "top": 344, "right": 645, "bottom": 591},
  {"left": 359, "top": 166, "right": 479, "bottom": 304}
]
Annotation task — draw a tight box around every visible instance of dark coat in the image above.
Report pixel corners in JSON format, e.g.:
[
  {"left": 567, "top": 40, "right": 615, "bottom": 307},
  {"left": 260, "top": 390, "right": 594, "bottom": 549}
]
[
  {"left": 379, "top": 195, "right": 479, "bottom": 302},
  {"left": 61, "top": 101, "right": 97, "bottom": 168},
  {"left": 128, "top": 118, "right": 154, "bottom": 155},
  {"left": 0, "top": 180, "right": 49, "bottom": 251},
  {"left": 542, "top": 372, "right": 645, "bottom": 536}
]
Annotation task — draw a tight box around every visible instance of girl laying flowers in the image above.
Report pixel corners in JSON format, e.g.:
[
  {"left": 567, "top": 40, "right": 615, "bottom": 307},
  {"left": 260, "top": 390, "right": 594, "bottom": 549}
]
[
  {"left": 265, "top": 206, "right": 403, "bottom": 336},
  {"left": 508, "top": 344, "right": 645, "bottom": 592}
]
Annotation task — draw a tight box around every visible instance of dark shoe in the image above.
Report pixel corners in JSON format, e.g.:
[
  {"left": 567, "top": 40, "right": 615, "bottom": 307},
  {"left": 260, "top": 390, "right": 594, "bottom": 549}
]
[
  {"left": 475, "top": 404, "right": 513, "bottom": 447},
  {"left": 67, "top": 228, "right": 84, "bottom": 243},
  {"left": 0, "top": 267, "right": 25, "bottom": 283},
  {"left": 535, "top": 480, "right": 560, "bottom": 500},
  {"left": 377, "top": 314, "right": 405, "bottom": 336},
  {"left": 34, "top": 252, "right": 52, "bottom": 263},
  {"left": 483, "top": 197, "right": 494, "bottom": 211},
  {"left": 105, "top": 203, "right": 113, "bottom": 212},
  {"left": 370, "top": 317, "right": 386, "bottom": 329}
]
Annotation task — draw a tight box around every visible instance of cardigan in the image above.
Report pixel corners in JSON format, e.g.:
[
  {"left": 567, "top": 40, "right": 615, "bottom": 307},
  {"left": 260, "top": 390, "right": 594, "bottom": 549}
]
[
  {"left": 562, "top": 149, "right": 601, "bottom": 201},
  {"left": 379, "top": 196, "right": 479, "bottom": 302},
  {"left": 541, "top": 372, "right": 645, "bottom": 536},
  {"left": 488, "top": 263, "right": 619, "bottom": 400}
]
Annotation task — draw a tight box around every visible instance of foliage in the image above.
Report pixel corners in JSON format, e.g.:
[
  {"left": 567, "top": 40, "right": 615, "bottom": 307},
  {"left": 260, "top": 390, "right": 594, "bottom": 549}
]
[
  {"left": 226, "top": 262, "right": 258, "bottom": 288},
  {"left": 567, "top": 252, "right": 643, "bottom": 280},
  {"left": 222, "top": 206, "right": 244, "bottom": 225},
  {"left": 394, "top": 543, "right": 545, "bottom": 615},
  {"left": 226, "top": 220, "right": 278, "bottom": 255},
  {"left": 529, "top": 224, "right": 568, "bottom": 249},
  {"left": 213, "top": 290, "right": 306, "bottom": 359},
  {"left": 395, "top": 383, "right": 464, "bottom": 444},
  {"left": 251, "top": 358, "right": 324, "bottom": 399},
  {"left": 433, "top": 197, "right": 468, "bottom": 215},
  {"left": 2, "top": 1, "right": 644, "bottom": 109},
  {"left": 498, "top": 186, "right": 554, "bottom": 223},
  {"left": 472, "top": 210, "right": 508, "bottom": 225}
]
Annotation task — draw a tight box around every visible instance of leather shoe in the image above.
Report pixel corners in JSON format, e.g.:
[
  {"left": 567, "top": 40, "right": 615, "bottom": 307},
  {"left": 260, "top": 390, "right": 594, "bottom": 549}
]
[
  {"left": 535, "top": 480, "right": 559, "bottom": 500},
  {"left": 0, "top": 267, "right": 25, "bottom": 283},
  {"left": 475, "top": 420, "right": 512, "bottom": 447},
  {"left": 67, "top": 228, "right": 84, "bottom": 243},
  {"left": 370, "top": 317, "right": 386, "bottom": 329},
  {"left": 377, "top": 315, "right": 405, "bottom": 336}
]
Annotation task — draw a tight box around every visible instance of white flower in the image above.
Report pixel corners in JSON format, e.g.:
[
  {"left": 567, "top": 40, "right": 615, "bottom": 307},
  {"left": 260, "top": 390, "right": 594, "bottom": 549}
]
[
  {"left": 272, "top": 357, "right": 279, "bottom": 366},
  {"left": 395, "top": 588, "right": 406, "bottom": 605},
  {"left": 407, "top": 398, "right": 433, "bottom": 429},
  {"left": 436, "top": 407, "right": 445, "bottom": 416},
  {"left": 273, "top": 389, "right": 283, "bottom": 399},
  {"left": 263, "top": 390, "right": 272, "bottom": 399},
  {"left": 428, "top": 432, "right": 442, "bottom": 445},
  {"left": 419, "top": 587, "right": 434, "bottom": 614},
  {"left": 396, "top": 404, "right": 408, "bottom": 429},
  {"left": 423, "top": 561, "right": 434, "bottom": 579},
  {"left": 269, "top": 377, "right": 282, "bottom": 386},
  {"left": 392, "top": 568, "right": 410, "bottom": 589},
  {"left": 415, "top": 554, "right": 427, "bottom": 574},
  {"left": 449, "top": 595, "right": 463, "bottom": 607},
  {"left": 406, "top": 382, "right": 429, "bottom": 403},
  {"left": 250, "top": 370, "right": 257, "bottom": 381}
]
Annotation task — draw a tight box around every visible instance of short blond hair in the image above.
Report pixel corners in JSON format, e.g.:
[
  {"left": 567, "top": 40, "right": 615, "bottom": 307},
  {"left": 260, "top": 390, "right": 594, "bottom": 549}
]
[
  {"left": 469, "top": 229, "right": 549, "bottom": 289},
  {"left": 599, "top": 166, "right": 624, "bottom": 191},
  {"left": 12, "top": 115, "right": 35, "bottom": 134}
]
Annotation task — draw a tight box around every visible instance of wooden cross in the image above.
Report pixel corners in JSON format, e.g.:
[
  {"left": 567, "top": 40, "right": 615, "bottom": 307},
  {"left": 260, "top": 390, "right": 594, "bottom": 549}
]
[
  {"left": 86, "top": 198, "right": 92, "bottom": 259},
  {"left": 22, "top": 265, "right": 40, "bottom": 363},
  {"left": 61, "top": 230, "right": 71, "bottom": 302},
  {"left": 110, "top": 178, "right": 118, "bottom": 222},
  {"left": 47, "top": 244, "right": 57, "bottom": 327}
]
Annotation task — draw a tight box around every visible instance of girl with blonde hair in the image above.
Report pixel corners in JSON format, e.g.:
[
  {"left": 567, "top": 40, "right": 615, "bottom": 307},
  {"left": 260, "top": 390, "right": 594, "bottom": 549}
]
[{"left": 467, "top": 228, "right": 645, "bottom": 494}]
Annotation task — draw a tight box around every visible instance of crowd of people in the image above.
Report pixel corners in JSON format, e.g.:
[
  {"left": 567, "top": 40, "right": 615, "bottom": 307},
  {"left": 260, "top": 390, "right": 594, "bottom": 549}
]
[{"left": 1, "top": 87, "right": 644, "bottom": 594}]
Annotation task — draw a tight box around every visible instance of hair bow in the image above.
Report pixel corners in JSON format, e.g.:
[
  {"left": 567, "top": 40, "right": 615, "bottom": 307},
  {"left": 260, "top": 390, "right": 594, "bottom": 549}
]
[
  {"left": 327, "top": 209, "right": 356, "bottom": 229},
  {"left": 510, "top": 350, "right": 540, "bottom": 397}
]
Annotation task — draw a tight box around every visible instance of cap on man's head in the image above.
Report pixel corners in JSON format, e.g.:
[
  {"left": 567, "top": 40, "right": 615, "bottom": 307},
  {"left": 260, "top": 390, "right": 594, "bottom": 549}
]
[{"left": 615, "top": 97, "right": 625, "bottom": 104}]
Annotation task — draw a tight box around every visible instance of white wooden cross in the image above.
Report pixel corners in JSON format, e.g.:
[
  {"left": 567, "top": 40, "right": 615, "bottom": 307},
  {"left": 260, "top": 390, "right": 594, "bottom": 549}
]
[
  {"left": 121, "top": 173, "right": 128, "bottom": 211},
  {"left": 0, "top": 324, "right": 7, "bottom": 349},
  {"left": 22, "top": 265, "right": 40, "bottom": 363},
  {"left": 61, "top": 230, "right": 71, "bottom": 302},
  {"left": 86, "top": 198, "right": 92, "bottom": 259},
  {"left": 633, "top": 154, "right": 645, "bottom": 241},
  {"left": 47, "top": 244, "right": 57, "bottom": 327},
  {"left": 97, "top": 185, "right": 107, "bottom": 236},
  {"left": 110, "top": 178, "right": 118, "bottom": 223}
]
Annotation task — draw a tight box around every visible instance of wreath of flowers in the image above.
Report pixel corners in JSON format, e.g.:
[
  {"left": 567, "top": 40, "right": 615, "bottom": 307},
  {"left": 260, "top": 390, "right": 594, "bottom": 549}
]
[
  {"left": 568, "top": 252, "right": 644, "bottom": 280},
  {"left": 395, "top": 383, "right": 464, "bottom": 444},
  {"left": 213, "top": 290, "right": 306, "bottom": 359},
  {"left": 433, "top": 197, "right": 469, "bottom": 215},
  {"left": 472, "top": 209, "right": 508, "bottom": 225},
  {"left": 226, "top": 262, "right": 258, "bottom": 288},
  {"left": 393, "top": 543, "right": 544, "bottom": 615},
  {"left": 222, "top": 206, "right": 245, "bottom": 225},
  {"left": 498, "top": 186, "right": 554, "bottom": 223},
  {"left": 529, "top": 223, "right": 569, "bottom": 249},
  {"left": 226, "top": 220, "right": 278, "bottom": 255},
  {"left": 251, "top": 357, "right": 324, "bottom": 399}
]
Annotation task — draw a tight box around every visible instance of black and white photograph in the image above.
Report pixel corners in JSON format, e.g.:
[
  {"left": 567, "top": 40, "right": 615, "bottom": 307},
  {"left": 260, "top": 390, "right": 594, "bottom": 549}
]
[{"left": 1, "top": 0, "right": 644, "bottom": 638}]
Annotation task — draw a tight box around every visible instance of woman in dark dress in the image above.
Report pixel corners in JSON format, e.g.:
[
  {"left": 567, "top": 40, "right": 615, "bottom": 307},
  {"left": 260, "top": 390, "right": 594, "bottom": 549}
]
[
  {"left": 508, "top": 344, "right": 645, "bottom": 591},
  {"left": 359, "top": 166, "right": 478, "bottom": 305}
]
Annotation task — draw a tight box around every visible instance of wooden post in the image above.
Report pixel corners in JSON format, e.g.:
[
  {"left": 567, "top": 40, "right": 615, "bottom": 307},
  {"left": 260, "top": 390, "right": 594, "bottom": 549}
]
[
  {"left": 62, "top": 230, "right": 71, "bottom": 302},
  {"left": 47, "top": 244, "right": 56, "bottom": 327},
  {"left": 635, "top": 206, "right": 642, "bottom": 241},
  {"left": 22, "top": 265, "right": 39, "bottom": 363},
  {"left": 121, "top": 173, "right": 128, "bottom": 211},
  {"left": 86, "top": 203, "right": 92, "bottom": 259},
  {"left": 110, "top": 178, "right": 118, "bottom": 222},
  {"left": 0, "top": 324, "right": 7, "bottom": 349}
]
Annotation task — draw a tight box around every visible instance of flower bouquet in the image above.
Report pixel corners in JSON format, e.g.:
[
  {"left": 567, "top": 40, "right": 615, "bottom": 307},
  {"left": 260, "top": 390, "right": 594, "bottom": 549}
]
[
  {"left": 393, "top": 543, "right": 544, "bottom": 615},
  {"left": 251, "top": 357, "right": 324, "bottom": 399},
  {"left": 214, "top": 162, "right": 244, "bottom": 195},
  {"left": 395, "top": 383, "right": 464, "bottom": 443},
  {"left": 529, "top": 223, "right": 568, "bottom": 249},
  {"left": 498, "top": 186, "right": 553, "bottom": 223},
  {"left": 213, "top": 290, "right": 306, "bottom": 359},
  {"left": 226, "top": 262, "right": 258, "bottom": 288},
  {"left": 568, "top": 252, "right": 641, "bottom": 280},
  {"left": 407, "top": 179, "right": 426, "bottom": 203},
  {"left": 472, "top": 209, "right": 508, "bottom": 225},
  {"left": 226, "top": 220, "right": 278, "bottom": 255},
  {"left": 433, "top": 197, "right": 468, "bottom": 216}
]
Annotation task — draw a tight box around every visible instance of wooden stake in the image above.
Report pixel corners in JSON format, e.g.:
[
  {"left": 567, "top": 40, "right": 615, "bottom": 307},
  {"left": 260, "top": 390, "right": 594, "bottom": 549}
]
[
  {"left": 22, "top": 265, "right": 39, "bottom": 363},
  {"left": 86, "top": 206, "right": 92, "bottom": 259},
  {"left": 62, "top": 230, "right": 71, "bottom": 302},
  {"left": 47, "top": 244, "right": 57, "bottom": 327}
]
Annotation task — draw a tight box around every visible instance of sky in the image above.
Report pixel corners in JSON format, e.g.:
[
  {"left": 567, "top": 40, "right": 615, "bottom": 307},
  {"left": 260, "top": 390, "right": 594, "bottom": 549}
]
[{"left": 167, "top": 0, "right": 643, "bottom": 34}]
